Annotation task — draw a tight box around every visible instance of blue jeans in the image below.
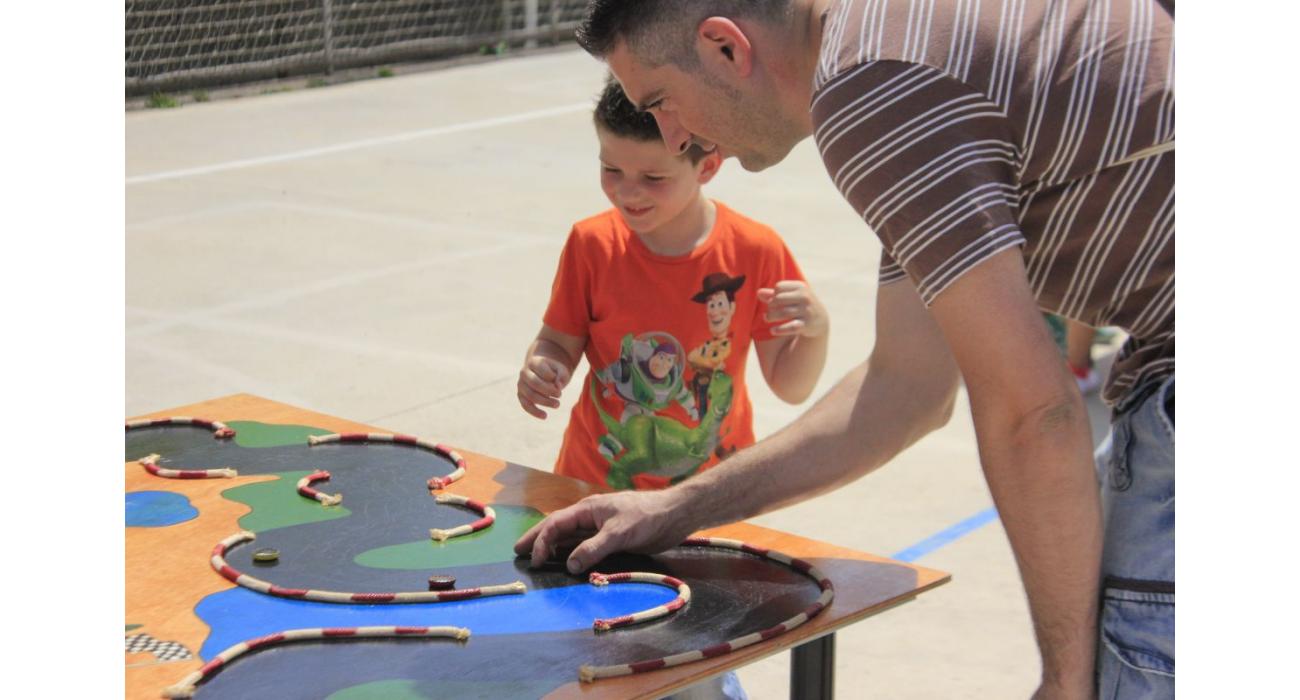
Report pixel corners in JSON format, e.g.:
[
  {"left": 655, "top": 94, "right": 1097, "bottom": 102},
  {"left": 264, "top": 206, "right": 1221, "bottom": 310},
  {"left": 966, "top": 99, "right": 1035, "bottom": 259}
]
[
  {"left": 1095, "top": 376, "right": 1175, "bottom": 699},
  {"left": 661, "top": 671, "right": 747, "bottom": 700}
]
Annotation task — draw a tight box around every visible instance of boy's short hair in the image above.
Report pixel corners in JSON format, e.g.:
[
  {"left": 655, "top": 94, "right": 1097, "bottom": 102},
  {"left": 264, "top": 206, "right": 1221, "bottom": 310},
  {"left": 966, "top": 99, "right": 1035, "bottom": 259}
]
[{"left": 594, "top": 78, "right": 710, "bottom": 165}]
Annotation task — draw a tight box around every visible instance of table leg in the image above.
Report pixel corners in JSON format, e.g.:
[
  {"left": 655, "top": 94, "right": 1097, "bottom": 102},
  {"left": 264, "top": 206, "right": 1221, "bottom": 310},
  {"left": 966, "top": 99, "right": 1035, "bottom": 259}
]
[{"left": 790, "top": 632, "right": 835, "bottom": 700}]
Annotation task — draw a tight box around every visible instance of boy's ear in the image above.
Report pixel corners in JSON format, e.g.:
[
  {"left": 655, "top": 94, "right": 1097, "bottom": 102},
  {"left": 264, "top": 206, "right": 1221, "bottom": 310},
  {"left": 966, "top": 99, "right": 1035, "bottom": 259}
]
[
  {"left": 696, "top": 150, "right": 723, "bottom": 185},
  {"left": 696, "top": 17, "right": 754, "bottom": 78}
]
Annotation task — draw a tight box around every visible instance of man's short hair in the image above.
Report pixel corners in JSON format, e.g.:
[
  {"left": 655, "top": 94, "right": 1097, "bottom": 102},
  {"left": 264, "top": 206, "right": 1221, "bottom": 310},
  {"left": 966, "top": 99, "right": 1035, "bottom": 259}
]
[
  {"left": 594, "top": 78, "right": 710, "bottom": 164},
  {"left": 577, "top": 0, "right": 790, "bottom": 68}
]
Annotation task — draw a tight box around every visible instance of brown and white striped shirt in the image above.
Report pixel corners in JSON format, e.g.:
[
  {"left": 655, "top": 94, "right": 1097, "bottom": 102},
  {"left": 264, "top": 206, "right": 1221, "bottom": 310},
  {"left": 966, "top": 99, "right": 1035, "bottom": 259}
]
[{"left": 811, "top": 0, "right": 1173, "bottom": 410}]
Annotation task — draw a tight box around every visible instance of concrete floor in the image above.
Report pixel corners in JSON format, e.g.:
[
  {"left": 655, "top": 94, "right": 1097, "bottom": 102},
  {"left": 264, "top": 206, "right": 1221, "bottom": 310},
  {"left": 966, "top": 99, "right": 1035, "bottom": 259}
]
[{"left": 126, "top": 47, "right": 1116, "bottom": 698}]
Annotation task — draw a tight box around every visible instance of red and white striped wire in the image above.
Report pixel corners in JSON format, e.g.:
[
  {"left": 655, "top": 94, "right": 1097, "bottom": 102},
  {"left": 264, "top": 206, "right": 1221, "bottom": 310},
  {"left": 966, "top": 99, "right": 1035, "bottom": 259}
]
[
  {"left": 128, "top": 417, "right": 238, "bottom": 479},
  {"left": 210, "top": 531, "right": 526, "bottom": 603},
  {"left": 138, "top": 453, "right": 237, "bottom": 479},
  {"left": 126, "top": 416, "right": 236, "bottom": 439},
  {"left": 429, "top": 493, "right": 495, "bottom": 541},
  {"left": 588, "top": 571, "right": 691, "bottom": 632},
  {"left": 578, "top": 536, "right": 835, "bottom": 683},
  {"left": 161, "top": 624, "right": 470, "bottom": 698},
  {"left": 307, "top": 432, "right": 467, "bottom": 489},
  {"left": 296, "top": 470, "right": 342, "bottom": 506}
]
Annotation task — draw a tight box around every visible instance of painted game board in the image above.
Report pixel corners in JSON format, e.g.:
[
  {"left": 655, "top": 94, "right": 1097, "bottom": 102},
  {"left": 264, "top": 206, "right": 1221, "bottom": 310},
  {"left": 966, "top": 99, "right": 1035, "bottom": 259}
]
[{"left": 125, "top": 395, "right": 948, "bottom": 699}]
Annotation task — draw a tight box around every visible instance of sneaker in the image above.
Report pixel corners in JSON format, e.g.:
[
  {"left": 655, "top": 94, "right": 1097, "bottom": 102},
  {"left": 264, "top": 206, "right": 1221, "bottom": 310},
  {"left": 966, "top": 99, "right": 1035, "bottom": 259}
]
[{"left": 1070, "top": 363, "right": 1102, "bottom": 395}]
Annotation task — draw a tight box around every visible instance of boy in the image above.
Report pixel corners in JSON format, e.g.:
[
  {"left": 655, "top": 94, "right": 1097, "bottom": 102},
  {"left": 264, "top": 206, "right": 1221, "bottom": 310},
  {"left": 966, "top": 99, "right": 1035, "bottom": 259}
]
[{"left": 517, "top": 78, "right": 829, "bottom": 495}]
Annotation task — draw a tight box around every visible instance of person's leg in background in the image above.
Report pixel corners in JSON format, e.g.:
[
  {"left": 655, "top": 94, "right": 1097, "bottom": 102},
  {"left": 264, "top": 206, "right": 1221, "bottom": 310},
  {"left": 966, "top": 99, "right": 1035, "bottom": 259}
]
[
  {"left": 1066, "top": 319, "right": 1103, "bottom": 394},
  {"left": 1093, "top": 376, "right": 1175, "bottom": 699},
  {"left": 1043, "top": 314, "right": 1104, "bottom": 394},
  {"left": 660, "top": 672, "right": 747, "bottom": 700}
]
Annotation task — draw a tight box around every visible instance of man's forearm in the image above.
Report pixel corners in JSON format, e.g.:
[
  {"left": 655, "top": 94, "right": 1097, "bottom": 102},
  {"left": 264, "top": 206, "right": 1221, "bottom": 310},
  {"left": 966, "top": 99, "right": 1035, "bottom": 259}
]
[
  {"left": 975, "top": 395, "right": 1102, "bottom": 693},
  {"left": 674, "top": 356, "right": 957, "bottom": 530}
]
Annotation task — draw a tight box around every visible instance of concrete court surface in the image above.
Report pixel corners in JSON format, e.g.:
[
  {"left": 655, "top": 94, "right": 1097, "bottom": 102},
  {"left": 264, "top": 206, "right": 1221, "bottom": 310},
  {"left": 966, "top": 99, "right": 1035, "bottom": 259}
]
[{"left": 127, "top": 47, "right": 1115, "bottom": 698}]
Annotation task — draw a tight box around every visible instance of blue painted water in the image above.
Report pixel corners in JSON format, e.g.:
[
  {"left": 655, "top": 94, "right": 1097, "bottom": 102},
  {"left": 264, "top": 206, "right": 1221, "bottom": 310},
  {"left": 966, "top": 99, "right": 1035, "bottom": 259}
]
[
  {"left": 126, "top": 490, "right": 198, "bottom": 527},
  {"left": 195, "top": 583, "right": 677, "bottom": 659}
]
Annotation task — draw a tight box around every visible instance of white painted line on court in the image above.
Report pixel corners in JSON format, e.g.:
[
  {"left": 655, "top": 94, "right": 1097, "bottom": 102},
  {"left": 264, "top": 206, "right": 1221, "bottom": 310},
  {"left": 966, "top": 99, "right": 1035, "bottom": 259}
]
[
  {"left": 126, "top": 235, "right": 551, "bottom": 338},
  {"left": 364, "top": 375, "right": 517, "bottom": 425},
  {"left": 130, "top": 199, "right": 556, "bottom": 244},
  {"left": 126, "top": 102, "right": 591, "bottom": 186},
  {"left": 127, "top": 202, "right": 266, "bottom": 231},
  {"left": 127, "top": 306, "right": 520, "bottom": 376},
  {"left": 128, "top": 339, "right": 315, "bottom": 409},
  {"left": 267, "top": 201, "right": 551, "bottom": 241}
]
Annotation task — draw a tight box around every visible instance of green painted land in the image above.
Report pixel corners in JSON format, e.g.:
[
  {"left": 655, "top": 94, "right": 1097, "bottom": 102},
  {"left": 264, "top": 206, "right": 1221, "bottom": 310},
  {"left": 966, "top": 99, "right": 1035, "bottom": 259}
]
[
  {"left": 355, "top": 505, "right": 543, "bottom": 569},
  {"left": 224, "top": 470, "right": 350, "bottom": 532},
  {"left": 226, "top": 420, "right": 331, "bottom": 448}
]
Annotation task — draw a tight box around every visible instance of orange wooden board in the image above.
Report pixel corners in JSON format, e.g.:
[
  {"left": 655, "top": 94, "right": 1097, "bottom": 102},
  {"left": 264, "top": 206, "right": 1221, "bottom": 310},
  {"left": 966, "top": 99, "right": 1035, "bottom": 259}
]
[{"left": 125, "top": 394, "right": 948, "bottom": 699}]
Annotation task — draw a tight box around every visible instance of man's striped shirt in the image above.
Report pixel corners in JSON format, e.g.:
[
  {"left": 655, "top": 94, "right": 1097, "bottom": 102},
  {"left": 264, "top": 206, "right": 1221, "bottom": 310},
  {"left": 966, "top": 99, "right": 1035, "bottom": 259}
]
[{"left": 811, "top": 0, "right": 1173, "bottom": 409}]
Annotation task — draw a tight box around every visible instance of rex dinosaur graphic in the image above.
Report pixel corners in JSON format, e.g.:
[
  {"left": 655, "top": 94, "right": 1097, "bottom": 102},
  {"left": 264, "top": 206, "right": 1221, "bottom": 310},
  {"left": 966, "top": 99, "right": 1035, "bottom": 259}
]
[{"left": 591, "top": 369, "right": 735, "bottom": 490}]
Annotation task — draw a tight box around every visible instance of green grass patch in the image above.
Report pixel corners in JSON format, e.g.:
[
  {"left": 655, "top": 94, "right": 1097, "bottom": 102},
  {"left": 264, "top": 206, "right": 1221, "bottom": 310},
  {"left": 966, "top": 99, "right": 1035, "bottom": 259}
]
[{"left": 147, "top": 92, "right": 178, "bottom": 109}]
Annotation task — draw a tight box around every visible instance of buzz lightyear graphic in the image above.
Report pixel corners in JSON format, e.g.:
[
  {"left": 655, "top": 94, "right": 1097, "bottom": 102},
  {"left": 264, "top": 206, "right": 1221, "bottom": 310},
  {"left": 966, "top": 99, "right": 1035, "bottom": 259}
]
[
  {"left": 592, "top": 331, "right": 740, "bottom": 489},
  {"left": 595, "top": 332, "right": 697, "bottom": 424}
]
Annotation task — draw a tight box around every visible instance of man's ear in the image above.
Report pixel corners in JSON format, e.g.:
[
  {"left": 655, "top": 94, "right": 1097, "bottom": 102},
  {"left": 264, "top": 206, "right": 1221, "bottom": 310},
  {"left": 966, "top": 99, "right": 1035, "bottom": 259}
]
[
  {"left": 696, "top": 150, "right": 723, "bottom": 184},
  {"left": 697, "top": 17, "right": 754, "bottom": 78}
]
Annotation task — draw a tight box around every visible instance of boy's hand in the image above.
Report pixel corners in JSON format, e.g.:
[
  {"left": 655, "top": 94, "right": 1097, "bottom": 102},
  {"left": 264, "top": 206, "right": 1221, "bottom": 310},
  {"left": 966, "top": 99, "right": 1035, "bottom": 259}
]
[
  {"left": 758, "top": 281, "right": 828, "bottom": 338},
  {"left": 518, "top": 356, "right": 571, "bottom": 419}
]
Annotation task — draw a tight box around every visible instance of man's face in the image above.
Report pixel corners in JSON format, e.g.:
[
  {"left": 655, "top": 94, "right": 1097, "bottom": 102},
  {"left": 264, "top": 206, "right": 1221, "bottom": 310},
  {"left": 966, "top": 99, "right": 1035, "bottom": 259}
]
[
  {"left": 607, "top": 39, "right": 804, "bottom": 172},
  {"left": 705, "top": 291, "right": 735, "bottom": 336}
]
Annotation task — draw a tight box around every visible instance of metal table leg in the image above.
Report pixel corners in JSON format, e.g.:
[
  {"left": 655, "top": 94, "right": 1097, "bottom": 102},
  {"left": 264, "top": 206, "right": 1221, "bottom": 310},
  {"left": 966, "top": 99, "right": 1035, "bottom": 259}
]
[{"left": 790, "top": 632, "right": 835, "bottom": 700}]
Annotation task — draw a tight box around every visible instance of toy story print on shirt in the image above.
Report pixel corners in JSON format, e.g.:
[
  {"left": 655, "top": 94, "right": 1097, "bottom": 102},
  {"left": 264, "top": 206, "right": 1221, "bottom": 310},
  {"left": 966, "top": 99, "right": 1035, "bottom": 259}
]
[{"left": 591, "top": 273, "right": 746, "bottom": 490}]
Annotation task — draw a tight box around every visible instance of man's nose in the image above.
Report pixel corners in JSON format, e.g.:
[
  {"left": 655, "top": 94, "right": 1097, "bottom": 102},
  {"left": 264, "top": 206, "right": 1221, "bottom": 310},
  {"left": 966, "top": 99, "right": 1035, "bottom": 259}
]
[{"left": 652, "top": 113, "right": 694, "bottom": 155}]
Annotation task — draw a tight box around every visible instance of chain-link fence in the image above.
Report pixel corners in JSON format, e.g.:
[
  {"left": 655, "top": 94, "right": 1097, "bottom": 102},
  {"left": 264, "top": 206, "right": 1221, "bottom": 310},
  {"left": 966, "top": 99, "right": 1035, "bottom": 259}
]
[{"left": 126, "top": 1, "right": 589, "bottom": 96}]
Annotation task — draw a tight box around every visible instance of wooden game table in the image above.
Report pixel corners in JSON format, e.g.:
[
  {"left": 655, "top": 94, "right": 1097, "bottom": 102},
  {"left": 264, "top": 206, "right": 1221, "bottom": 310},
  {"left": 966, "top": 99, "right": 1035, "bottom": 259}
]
[{"left": 125, "top": 394, "right": 949, "bottom": 699}]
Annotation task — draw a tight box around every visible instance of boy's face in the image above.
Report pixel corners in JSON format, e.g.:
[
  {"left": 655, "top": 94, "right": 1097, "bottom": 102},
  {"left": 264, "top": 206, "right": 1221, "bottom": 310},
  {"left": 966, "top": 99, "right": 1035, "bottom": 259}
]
[{"left": 597, "top": 127, "right": 718, "bottom": 235}]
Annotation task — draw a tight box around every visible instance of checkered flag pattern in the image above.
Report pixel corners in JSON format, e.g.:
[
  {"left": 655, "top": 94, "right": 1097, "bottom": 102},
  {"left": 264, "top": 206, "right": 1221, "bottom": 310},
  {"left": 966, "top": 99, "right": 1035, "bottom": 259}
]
[{"left": 126, "top": 633, "right": 194, "bottom": 662}]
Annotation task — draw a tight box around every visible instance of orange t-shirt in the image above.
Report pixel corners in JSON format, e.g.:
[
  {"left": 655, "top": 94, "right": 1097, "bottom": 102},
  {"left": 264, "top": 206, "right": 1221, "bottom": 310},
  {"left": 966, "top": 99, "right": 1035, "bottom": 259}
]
[{"left": 543, "top": 200, "right": 806, "bottom": 491}]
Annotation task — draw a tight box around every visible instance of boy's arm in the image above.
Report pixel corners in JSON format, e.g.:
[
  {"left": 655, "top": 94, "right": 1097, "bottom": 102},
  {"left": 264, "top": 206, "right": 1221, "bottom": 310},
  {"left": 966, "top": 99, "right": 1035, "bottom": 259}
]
[
  {"left": 518, "top": 325, "right": 587, "bottom": 419},
  {"left": 754, "top": 281, "right": 830, "bottom": 404},
  {"left": 531, "top": 324, "right": 586, "bottom": 370},
  {"left": 516, "top": 275, "right": 961, "bottom": 557}
]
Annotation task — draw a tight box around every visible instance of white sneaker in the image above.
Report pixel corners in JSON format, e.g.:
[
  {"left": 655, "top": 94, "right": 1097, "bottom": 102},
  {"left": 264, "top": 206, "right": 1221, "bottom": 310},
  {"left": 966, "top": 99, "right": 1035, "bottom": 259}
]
[{"left": 1074, "top": 366, "right": 1102, "bottom": 395}]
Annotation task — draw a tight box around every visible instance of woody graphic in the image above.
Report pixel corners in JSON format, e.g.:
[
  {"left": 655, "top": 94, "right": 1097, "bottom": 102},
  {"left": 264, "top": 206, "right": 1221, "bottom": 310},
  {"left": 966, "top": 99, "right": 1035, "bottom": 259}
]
[{"left": 687, "top": 272, "right": 745, "bottom": 417}]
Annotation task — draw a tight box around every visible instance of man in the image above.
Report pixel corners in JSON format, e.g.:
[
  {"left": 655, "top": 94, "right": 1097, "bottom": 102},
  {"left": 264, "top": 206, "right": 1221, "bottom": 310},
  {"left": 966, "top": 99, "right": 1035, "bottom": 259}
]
[{"left": 516, "top": 2, "right": 1174, "bottom": 697}]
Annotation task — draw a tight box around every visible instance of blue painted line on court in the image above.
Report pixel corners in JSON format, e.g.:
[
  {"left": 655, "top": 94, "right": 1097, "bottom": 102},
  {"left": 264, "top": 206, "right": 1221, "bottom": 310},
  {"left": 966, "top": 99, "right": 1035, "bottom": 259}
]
[{"left": 890, "top": 507, "right": 1000, "bottom": 562}]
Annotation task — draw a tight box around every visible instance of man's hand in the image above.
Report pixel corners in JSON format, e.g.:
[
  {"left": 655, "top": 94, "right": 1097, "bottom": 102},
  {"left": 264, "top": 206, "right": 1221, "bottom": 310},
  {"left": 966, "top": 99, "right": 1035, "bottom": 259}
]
[
  {"left": 513, "top": 489, "right": 698, "bottom": 573},
  {"left": 758, "top": 280, "right": 828, "bottom": 338}
]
